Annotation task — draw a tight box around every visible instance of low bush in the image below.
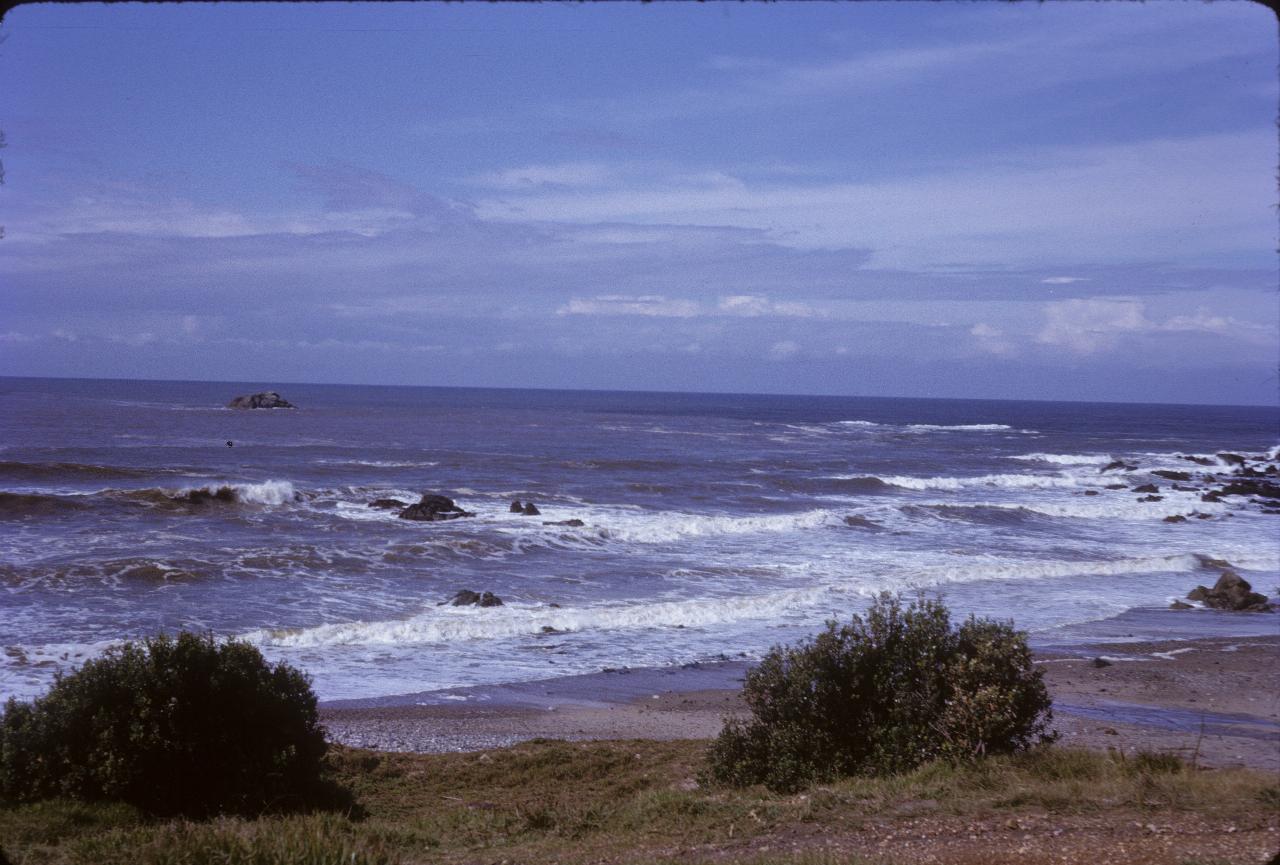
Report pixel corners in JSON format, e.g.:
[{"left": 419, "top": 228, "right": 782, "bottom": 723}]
[
  {"left": 705, "top": 593, "right": 1055, "bottom": 792},
  {"left": 0, "top": 632, "right": 330, "bottom": 817}
]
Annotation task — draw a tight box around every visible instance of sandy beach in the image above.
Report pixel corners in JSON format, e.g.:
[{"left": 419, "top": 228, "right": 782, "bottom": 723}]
[{"left": 321, "top": 625, "right": 1280, "bottom": 772}]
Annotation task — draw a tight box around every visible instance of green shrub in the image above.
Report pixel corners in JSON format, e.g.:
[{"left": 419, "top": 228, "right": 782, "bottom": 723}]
[
  {"left": 705, "top": 593, "right": 1055, "bottom": 792},
  {"left": 0, "top": 632, "right": 329, "bottom": 817}
]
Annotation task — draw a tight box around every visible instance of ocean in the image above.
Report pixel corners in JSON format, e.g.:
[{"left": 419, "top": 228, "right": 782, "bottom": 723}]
[{"left": 1, "top": 376, "right": 1277, "bottom": 704}]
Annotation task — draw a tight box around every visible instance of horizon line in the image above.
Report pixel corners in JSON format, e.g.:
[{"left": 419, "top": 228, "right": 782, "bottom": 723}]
[{"left": 2, "top": 373, "right": 1276, "bottom": 412}]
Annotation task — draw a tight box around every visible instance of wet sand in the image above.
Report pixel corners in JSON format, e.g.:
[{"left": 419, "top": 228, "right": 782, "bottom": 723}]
[{"left": 321, "top": 615, "right": 1279, "bottom": 771}]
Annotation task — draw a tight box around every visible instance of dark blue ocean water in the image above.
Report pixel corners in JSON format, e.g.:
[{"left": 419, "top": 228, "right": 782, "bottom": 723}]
[{"left": 1, "top": 377, "right": 1277, "bottom": 702}]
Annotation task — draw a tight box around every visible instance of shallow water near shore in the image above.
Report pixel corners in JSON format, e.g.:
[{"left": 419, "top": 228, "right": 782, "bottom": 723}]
[{"left": 1, "top": 376, "right": 1277, "bottom": 704}]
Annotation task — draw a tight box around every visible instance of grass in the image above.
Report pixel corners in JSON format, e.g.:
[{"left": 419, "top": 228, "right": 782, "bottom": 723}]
[{"left": 2, "top": 740, "right": 1276, "bottom": 865}]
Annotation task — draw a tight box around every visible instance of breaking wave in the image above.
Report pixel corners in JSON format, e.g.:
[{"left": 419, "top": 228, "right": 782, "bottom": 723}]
[
  {"left": 1009, "top": 453, "right": 1114, "bottom": 466},
  {"left": 832, "top": 473, "right": 1083, "bottom": 491}
]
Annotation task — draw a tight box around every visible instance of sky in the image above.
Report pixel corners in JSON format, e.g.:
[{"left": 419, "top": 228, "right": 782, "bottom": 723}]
[{"left": 0, "top": 2, "right": 1276, "bottom": 405}]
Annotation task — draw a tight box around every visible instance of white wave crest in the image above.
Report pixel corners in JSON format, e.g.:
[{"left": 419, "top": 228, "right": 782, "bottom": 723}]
[
  {"left": 905, "top": 423, "right": 1015, "bottom": 432},
  {"left": 249, "top": 585, "right": 837, "bottom": 649},
  {"left": 594, "top": 508, "right": 840, "bottom": 544},
  {"left": 872, "top": 473, "right": 1082, "bottom": 491},
  {"left": 230, "top": 480, "right": 297, "bottom": 505},
  {"left": 177, "top": 480, "right": 297, "bottom": 505},
  {"left": 1009, "top": 453, "right": 1114, "bottom": 466}
]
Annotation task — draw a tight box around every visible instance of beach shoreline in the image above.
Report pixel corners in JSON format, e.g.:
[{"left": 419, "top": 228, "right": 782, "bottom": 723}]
[{"left": 320, "top": 609, "right": 1280, "bottom": 771}]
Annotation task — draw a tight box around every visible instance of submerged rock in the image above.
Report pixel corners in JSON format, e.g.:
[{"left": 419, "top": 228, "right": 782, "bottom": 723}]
[
  {"left": 1137, "top": 494, "right": 1163, "bottom": 503},
  {"left": 843, "top": 515, "right": 885, "bottom": 531},
  {"left": 368, "top": 498, "right": 408, "bottom": 510},
  {"left": 398, "top": 494, "right": 474, "bottom": 521},
  {"left": 1101, "top": 460, "right": 1137, "bottom": 473},
  {"left": 1162, "top": 514, "right": 1187, "bottom": 523},
  {"left": 1186, "top": 571, "right": 1272, "bottom": 612},
  {"left": 543, "top": 518, "right": 585, "bottom": 527},
  {"left": 227, "top": 391, "right": 295, "bottom": 409}
]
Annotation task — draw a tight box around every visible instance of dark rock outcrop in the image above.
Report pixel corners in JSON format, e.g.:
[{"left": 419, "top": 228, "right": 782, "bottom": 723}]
[
  {"left": 368, "top": 498, "right": 408, "bottom": 510},
  {"left": 398, "top": 494, "right": 474, "bottom": 521},
  {"left": 510, "top": 500, "right": 524, "bottom": 513},
  {"left": 1162, "top": 514, "right": 1187, "bottom": 523},
  {"left": 1152, "top": 470, "right": 1191, "bottom": 482},
  {"left": 1132, "top": 483, "right": 1159, "bottom": 494},
  {"left": 843, "top": 515, "right": 885, "bottom": 530},
  {"left": 1138, "top": 494, "right": 1163, "bottom": 502},
  {"left": 1169, "top": 600, "right": 1193, "bottom": 610},
  {"left": 1186, "top": 571, "right": 1271, "bottom": 612},
  {"left": 446, "top": 589, "right": 503, "bottom": 607},
  {"left": 227, "top": 391, "right": 295, "bottom": 409},
  {"left": 522, "top": 502, "right": 541, "bottom": 516},
  {"left": 1181, "top": 455, "right": 1216, "bottom": 466},
  {"left": 1219, "top": 479, "right": 1280, "bottom": 500},
  {"left": 1083, "top": 490, "right": 1099, "bottom": 496},
  {"left": 543, "top": 518, "right": 585, "bottom": 527},
  {"left": 1216, "top": 453, "right": 1246, "bottom": 467},
  {"left": 1101, "top": 460, "right": 1137, "bottom": 473}
]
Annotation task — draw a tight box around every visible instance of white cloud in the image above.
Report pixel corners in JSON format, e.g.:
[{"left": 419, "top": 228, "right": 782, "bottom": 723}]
[
  {"left": 557, "top": 295, "right": 702, "bottom": 318},
  {"left": 471, "top": 130, "right": 1274, "bottom": 268},
  {"left": 1036, "top": 299, "right": 1274, "bottom": 355},
  {"left": 717, "top": 295, "right": 815, "bottom": 318},
  {"left": 767, "top": 340, "right": 800, "bottom": 360}
]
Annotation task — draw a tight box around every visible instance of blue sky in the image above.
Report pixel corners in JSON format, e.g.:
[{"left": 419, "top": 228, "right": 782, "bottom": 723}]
[{"left": 0, "top": 2, "right": 1276, "bottom": 404}]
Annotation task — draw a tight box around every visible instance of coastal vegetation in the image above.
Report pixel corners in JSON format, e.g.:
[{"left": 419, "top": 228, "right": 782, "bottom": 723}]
[
  {"left": 705, "top": 594, "right": 1055, "bottom": 792},
  {"left": 0, "top": 633, "right": 332, "bottom": 818}
]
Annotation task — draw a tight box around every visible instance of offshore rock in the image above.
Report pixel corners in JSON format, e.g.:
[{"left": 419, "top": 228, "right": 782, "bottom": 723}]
[
  {"left": 543, "top": 518, "right": 585, "bottom": 527},
  {"left": 446, "top": 590, "right": 503, "bottom": 607},
  {"left": 1186, "top": 571, "right": 1271, "bottom": 612},
  {"left": 368, "top": 498, "right": 408, "bottom": 510},
  {"left": 1219, "top": 479, "right": 1280, "bottom": 500},
  {"left": 1101, "top": 460, "right": 1137, "bottom": 473},
  {"left": 398, "top": 494, "right": 474, "bottom": 521},
  {"left": 510, "top": 500, "right": 524, "bottom": 513},
  {"left": 522, "top": 502, "right": 541, "bottom": 516},
  {"left": 227, "top": 391, "right": 295, "bottom": 409},
  {"left": 1152, "top": 470, "right": 1191, "bottom": 482},
  {"left": 1132, "top": 483, "right": 1159, "bottom": 494}
]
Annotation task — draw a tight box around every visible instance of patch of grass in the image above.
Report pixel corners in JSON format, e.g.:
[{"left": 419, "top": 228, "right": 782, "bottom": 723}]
[
  {"left": 39, "top": 814, "right": 396, "bottom": 865},
  {"left": 2, "top": 741, "right": 1275, "bottom": 865}
]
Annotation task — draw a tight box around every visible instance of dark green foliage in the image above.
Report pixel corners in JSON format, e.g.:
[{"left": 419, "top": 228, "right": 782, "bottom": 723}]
[
  {"left": 0, "top": 632, "right": 329, "bottom": 817},
  {"left": 705, "top": 594, "right": 1055, "bottom": 792}
]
